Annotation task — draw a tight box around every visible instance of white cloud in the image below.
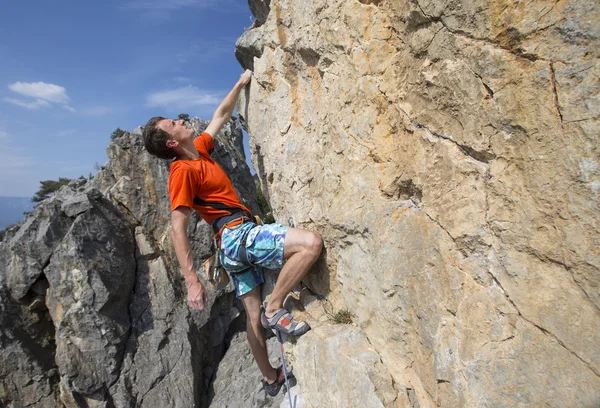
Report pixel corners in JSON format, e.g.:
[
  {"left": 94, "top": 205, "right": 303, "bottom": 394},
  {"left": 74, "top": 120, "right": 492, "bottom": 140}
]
[
  {"left": 4, "top": 81, "right": 75, "bottom": 112},
  {"left": 146, "top": 86, "right": 221, "bottom": 110},
  {"left": 8, "top": 82, "right": 70, "bottom": 104},
  {"left": 4, "top": 97, "right": 51, "bottom": 110}
]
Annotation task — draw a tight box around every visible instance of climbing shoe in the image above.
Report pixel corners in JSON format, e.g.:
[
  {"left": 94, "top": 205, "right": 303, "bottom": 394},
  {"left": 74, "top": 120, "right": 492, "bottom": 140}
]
[
  {"left": 261, "top": 308, "right": 311, "bottom": 337},
  {"left": 262, "top": 366, "right": 290, "bottom": 397}
]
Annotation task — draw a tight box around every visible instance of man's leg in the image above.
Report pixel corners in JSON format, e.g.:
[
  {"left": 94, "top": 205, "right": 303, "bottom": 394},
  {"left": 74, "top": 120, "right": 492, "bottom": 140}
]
[
  {"left": 265, "top": 228, "right": 322, "bottom": 315},
  {"left": 240, "top": 285, "right": 278, "bottom": 383}
]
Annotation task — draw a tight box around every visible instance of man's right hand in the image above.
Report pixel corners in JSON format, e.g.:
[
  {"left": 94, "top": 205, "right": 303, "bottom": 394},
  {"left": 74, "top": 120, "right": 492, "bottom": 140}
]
[
  {"left": 239, "top": 69, "right": 252, "bottom": 86},
  {"left": 187, "top": 280, "right": 208, "bottom": 310}
]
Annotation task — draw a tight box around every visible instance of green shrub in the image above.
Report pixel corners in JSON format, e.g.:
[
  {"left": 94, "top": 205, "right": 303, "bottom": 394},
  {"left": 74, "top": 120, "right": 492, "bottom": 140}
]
[
  {"left": 111, "top": 128, "right": 126, "bottom": 140},
  {"left": 255, "top": 183, "right": 275, "bottom": 223},
  {"left": 331, "top": 308, "right": 354, "bottom": 324},
  {"left": 32, "top": 178, "right": 71, "bottom": 202}
]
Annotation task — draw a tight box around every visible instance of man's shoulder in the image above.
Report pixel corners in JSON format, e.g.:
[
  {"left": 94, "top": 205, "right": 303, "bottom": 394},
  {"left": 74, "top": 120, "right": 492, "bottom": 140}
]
[
  {"left": 169, "top": 160, "right": 198, "bottom": 181},
  {"left": 194, "top": 132, "right": 214, "bottom": 155},
  {"left": 170, "top": 159, "right": 195, "bottom": 171}
]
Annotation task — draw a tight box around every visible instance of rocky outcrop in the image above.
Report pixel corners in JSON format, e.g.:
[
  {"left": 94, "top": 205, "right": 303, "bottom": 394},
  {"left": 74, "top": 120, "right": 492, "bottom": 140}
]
[
  {"left": 2, "top": 1, "right": 598, "bottom": 406},
  {"left": 209, "top": 332, "right": 287, "bottom": 408},
  {"left": 0, "top": 119, "right": 259, "bottom": 407},
  {"left": 236, "top": 0, "right": 599, "bottom": 406}
]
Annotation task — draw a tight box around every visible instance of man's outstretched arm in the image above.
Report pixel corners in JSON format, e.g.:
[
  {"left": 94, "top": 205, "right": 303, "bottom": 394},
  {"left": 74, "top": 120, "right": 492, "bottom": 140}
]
[
  {"left": 171, "top": 206, "right": 207, "bottom": 310},
  {"left": 204, "top": 69, "right": 252, "bottom": 137}
]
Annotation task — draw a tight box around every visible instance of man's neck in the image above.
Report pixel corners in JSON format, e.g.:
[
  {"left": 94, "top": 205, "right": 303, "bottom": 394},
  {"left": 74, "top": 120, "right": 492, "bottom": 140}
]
[{"left": 176, "top": 139, "right": 200, "bottom": 160}]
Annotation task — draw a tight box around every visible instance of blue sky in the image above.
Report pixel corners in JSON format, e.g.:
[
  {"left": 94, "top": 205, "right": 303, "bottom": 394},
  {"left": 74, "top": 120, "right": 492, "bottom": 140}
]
[{"left": 0, "top": 0, "right": 254, "bottom": 197}]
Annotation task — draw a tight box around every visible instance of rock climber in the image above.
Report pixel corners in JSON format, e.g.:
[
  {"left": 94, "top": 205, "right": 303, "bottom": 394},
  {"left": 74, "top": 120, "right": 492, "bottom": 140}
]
[{"left": 142, "top": 69, "right": 322, "bottom": 396}]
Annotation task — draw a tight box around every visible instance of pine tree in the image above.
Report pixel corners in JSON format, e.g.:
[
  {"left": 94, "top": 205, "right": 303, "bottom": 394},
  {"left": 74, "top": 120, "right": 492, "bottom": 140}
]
[
  {"left": 32, "top": 178, "right": 71, "bottom": 202},
  {"left": 111, "top": 128, "right": 126, "bottom": 140}
]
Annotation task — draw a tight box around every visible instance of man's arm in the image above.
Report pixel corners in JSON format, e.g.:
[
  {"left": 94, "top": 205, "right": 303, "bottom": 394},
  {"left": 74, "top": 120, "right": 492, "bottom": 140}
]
[
  {"left": 204, "top": 69, "right": 252, "bottom": 137},
  {"left": 171, "top": 206, "right": 207, "bottom": 310}
]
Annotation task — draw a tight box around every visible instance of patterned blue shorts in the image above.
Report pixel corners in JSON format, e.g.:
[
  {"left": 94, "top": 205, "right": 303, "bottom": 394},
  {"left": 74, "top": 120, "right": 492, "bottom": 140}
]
[{"left": 220, "top": 222, "right": 289, "bottom": 298}]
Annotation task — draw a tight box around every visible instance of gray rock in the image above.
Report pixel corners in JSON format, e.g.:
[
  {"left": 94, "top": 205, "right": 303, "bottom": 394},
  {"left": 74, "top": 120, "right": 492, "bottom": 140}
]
[
  {"left": 249, "top": 0, "right": 271, "bottom": 27},
  {"left": 209, "top": 332, "right": 287, "bottom": 408},
  {"left": 0, "top": 286, "right": 59, "bottom": 408},
  {"left": 236, "top": 26, "right": 266, "bottom": 71},
  {"left": 44, "top": 189, "right": 136, "bottom": 402},
  {"left": 0, "top": 196, "right": 75, "bottom": 300},
  {"left": 0, "top": 117, "right": 262, "bottom": 407}
]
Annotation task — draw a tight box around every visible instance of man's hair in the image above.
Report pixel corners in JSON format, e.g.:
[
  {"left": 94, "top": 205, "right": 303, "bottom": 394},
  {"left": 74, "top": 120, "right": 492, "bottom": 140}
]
[{"left": 143, "top": 116, "right": 178, "bottom": 160}]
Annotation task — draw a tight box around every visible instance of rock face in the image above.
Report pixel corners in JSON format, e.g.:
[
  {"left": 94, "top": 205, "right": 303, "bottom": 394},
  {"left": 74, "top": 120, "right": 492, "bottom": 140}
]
[
  {"left": 236, "top": 0, "right": 600, "bottom": 406},
  {"left": 0, "top": 119, "right": 259, "bottom": 407},
  {"left": 2, "top": 2, "right": 599, "bottom": 406},
  {"left": 209, "top": 332, "right": 286, "bottom": 408}
]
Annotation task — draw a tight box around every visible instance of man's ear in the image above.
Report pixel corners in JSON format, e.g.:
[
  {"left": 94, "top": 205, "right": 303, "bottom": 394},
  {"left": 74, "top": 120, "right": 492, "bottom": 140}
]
[{"left": 166, "top": 139, "right": 178, "bottom": 149}]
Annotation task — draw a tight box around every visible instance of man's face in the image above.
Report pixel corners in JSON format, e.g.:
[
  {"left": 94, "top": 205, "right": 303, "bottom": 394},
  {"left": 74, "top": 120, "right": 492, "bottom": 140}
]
[{"left": 157, "top": 118, "right": 194, "bottom": 143}]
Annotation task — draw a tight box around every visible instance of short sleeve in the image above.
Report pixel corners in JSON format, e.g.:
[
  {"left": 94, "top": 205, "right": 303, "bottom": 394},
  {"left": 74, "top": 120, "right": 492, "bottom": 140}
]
[
  {"left": 194, "top": 132, "right": 214, "bottom": 157},
  {"left": 168, "top": 165, "right": 197, "bottom": 211}
]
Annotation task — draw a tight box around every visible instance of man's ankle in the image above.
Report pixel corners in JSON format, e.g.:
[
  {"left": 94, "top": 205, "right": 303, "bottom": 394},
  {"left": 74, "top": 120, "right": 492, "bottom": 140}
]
[{"left": 264, "top": 367, "right": 277, "bottom": 384}]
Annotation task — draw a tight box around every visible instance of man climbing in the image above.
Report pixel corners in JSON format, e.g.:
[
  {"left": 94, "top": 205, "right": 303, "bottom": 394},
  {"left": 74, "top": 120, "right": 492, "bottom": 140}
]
[{"left": 142, "top": 69, "right": 322, "bottom": 396}]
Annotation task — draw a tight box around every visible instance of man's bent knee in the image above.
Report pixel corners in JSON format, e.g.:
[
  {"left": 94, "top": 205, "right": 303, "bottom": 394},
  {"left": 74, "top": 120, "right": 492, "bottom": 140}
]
[
  {"left": 283, "top": 228, "right": 323, "bottom": 260},
  {"left": 305, "top": 231, "right": 322, "bottom": 260}
]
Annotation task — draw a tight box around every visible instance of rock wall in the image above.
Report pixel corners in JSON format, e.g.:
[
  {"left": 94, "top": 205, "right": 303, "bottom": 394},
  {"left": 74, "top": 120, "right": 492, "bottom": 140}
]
[
  {"left": 1, "top": 2, "right": 598, "bottom": 406},
  {"left": 236, "top": 0, "right": 599, "bottom": 406},
  {"left": 0, "top": 119, "right": 260, "bottom": 407}
]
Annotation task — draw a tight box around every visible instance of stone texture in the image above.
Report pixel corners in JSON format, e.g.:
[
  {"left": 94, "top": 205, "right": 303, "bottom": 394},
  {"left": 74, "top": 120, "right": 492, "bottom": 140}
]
[
  {"left": 0, "top": 118, "right": 260, "bottom": 407},
  {"left": 0, "top": 285, "right": 59, "bottom": 408},
  {"left": 2, "top": 1, "right": 599, "bottom": 405},
  {"left": 209, "top": 332, "right": 287, "bottom": 408},
  {"left": 294, "top": 324, "right": 397, "bottom": 407},
  {"left": 43, "top": 189, "right": 137, "bottom": 405},
  {"left": 236, "top": 0, "right": 600, "bottom": 406}
]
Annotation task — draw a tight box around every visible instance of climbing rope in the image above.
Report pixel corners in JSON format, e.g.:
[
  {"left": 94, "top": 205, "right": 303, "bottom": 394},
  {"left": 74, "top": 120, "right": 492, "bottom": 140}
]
[
  {"left": 274, "top": 216, "right": 297, "bottom": 407},
  {"left": 276, "top": 330, "right": 296, "bottom": 408}
]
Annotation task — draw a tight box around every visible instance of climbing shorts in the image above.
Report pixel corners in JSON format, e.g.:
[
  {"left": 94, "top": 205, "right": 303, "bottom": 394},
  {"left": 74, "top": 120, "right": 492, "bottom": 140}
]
[{"left": 219, "top": 222, "right": 289, "bottom": 298}]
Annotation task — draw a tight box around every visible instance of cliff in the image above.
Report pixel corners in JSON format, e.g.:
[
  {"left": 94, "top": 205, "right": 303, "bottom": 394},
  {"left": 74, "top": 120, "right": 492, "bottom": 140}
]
[
  {"left": 0, "top": 119, "right": 270, "bottom": 407},
  {"left": 235, "top": 0, "right": 599, "bottom": 406},
  {"left": 1, "top": 1, "right": 598, "bottom": 407}
]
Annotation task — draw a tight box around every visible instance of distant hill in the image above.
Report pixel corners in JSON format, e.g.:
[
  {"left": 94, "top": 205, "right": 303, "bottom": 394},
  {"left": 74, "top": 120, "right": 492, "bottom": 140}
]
[{"left": 0, "top": 196, "right": 35, "bottom": 230}]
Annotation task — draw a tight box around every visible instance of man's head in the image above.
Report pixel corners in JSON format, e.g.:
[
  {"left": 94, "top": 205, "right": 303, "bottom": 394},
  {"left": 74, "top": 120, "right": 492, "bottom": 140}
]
[{"left": 143, "top": 116, "right": 194, "bottom": 159}]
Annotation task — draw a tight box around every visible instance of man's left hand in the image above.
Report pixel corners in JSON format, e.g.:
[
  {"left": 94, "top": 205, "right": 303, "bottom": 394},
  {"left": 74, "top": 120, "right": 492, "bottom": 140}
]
[{"left": 187, "top": 280, "right": 208, "bottom": 310}]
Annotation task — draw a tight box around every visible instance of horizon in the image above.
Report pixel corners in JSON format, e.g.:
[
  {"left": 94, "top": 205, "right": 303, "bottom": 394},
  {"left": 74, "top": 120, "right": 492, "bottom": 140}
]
[{"left": 0, "top": 0, "right": 255, "bottom": 197}]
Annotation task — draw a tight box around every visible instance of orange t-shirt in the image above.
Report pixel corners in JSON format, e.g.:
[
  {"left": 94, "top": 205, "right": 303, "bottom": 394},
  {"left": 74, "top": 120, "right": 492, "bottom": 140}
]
[{"left": 168, "top": 132, "right": 251, "bottom": 224}]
